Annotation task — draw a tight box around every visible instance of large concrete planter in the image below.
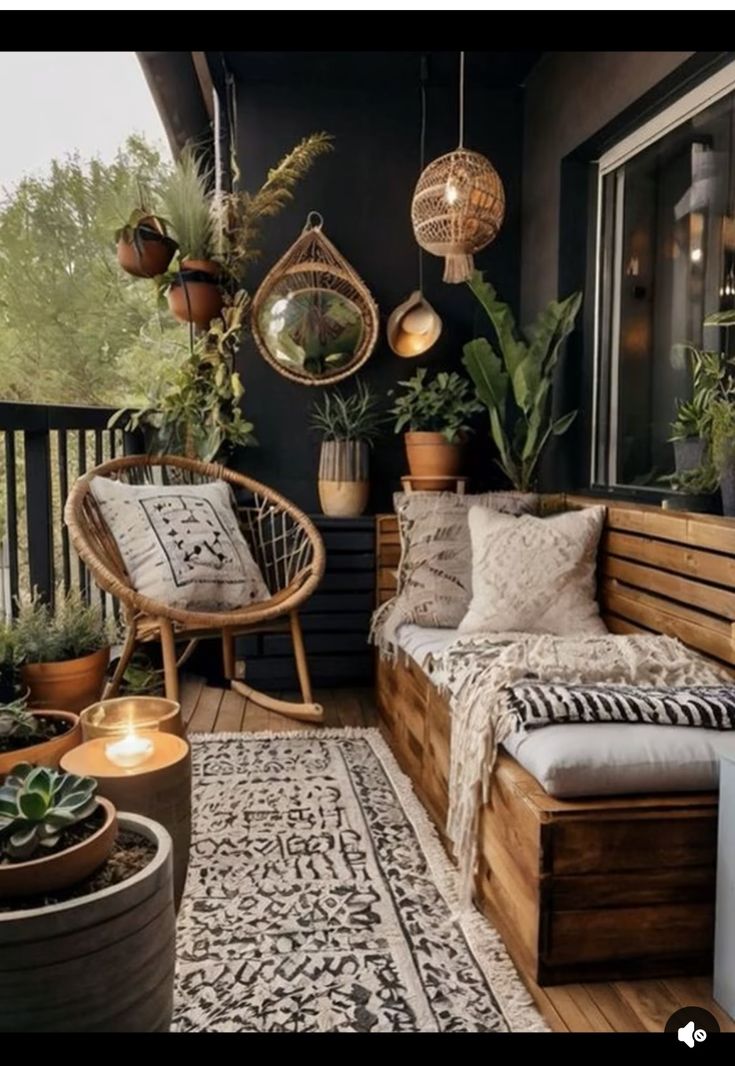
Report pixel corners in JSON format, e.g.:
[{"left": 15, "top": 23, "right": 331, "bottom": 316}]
[{"left": 0, "top": 813, "right": 175, "bottom": 1033}]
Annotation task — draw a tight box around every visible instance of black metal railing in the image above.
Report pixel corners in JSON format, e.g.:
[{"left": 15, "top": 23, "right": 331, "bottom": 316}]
[{"left": 0, "top": 403, "right": 140, "bottom": 619}]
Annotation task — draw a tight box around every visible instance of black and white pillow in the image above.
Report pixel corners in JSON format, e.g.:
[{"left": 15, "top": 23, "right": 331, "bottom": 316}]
[
  {"left": 90, "top": 476, "right": 269, "bottom": 612},
  {"left": 505, "top": 681, "right": 735, "bottom": 731}
]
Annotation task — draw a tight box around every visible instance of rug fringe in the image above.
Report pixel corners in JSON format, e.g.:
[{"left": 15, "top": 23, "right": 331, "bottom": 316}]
[{"left": 189, "top": 726, "right": 547, "bottom": 1033}]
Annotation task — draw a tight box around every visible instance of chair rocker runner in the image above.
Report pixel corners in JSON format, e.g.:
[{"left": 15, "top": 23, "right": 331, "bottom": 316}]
[{"left": 64, "top": 454, "right": 326, "bottom": 723}]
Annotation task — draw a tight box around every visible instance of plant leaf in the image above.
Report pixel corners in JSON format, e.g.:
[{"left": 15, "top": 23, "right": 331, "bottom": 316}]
[
  {"left": 551, "top": 410, "right": 578, "bottom": 436},
  {"left": 467, "top": 272, "right": 528, "bottom": 379}
]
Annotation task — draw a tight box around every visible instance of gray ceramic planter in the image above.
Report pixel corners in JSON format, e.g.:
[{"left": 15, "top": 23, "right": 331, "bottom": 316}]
[
  {"left": 674, "top": 437, "right": 706, "bottom": 473},
  {"left": 0, "top": 813, "right": 175, "bottom": 1033}
]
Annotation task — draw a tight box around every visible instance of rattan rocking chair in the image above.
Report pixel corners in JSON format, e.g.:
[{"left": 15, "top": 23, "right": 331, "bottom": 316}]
[{"left": 64, "top": 454, "right": 326, "bottom": 723}]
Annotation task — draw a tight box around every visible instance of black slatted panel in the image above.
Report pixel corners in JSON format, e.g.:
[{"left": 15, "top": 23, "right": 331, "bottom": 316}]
[{"left": 237, "top": 516, "right": 375, "bottom": 691}]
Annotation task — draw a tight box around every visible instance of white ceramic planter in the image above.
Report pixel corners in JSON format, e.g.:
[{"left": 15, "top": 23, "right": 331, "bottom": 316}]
[{"left": 0, "top": 813, "right": 175, "bottom": 1032}]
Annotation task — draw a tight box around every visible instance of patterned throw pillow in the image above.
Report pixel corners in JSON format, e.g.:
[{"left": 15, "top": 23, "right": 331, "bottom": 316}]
[
  {"left": 90, "top": 476, "right": 270, "bottom": 612},
  {"left": 374, "top": 491, "right": 539, "bottom": 645},
  {"left": 459, "top": 505, "right": 606, "bottom": 636}
]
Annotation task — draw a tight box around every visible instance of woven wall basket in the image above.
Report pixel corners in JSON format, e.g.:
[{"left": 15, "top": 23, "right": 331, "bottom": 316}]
[
  {"left": 411, "top": 148, "right": 505, "bottom": 283},
  {"left": 251, "top": 219, "right": 380, "bottom": 386}
]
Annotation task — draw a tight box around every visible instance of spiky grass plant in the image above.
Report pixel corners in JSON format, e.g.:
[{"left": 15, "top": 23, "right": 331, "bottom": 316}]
[
  {"left": 159, "top": 144, "right": 215, "bottom": 261},
  {"left": 311, "top": 379, "right": 385, "bottom": 443}
]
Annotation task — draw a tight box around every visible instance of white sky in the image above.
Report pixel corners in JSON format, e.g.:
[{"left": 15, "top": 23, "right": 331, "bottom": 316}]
[{"left": 0, "top": 51, "right": 169, "bottom": 191}]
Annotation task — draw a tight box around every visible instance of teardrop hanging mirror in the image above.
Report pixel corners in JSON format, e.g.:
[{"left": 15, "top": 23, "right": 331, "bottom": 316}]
[
  {"left": 387, "top": 58, "right": 442, "bottom": 358},
  {"left": 252, "top": 212, "right": 379, "bottom": 385}
]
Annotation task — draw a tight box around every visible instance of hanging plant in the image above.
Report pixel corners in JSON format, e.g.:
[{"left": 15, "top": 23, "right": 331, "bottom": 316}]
[
  {"left": 113, "top": 126, "right": 333, "bottom": 460},
  {"left": 115, "top": 208, "right": 178, "bottom": 279}
]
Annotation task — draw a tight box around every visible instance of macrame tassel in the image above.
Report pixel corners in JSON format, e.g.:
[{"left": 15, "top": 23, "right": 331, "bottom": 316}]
[{"left": 442, "top": 253, "right": 474, "bottom": 284}]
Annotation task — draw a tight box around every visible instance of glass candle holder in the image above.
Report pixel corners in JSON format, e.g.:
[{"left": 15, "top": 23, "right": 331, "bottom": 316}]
[{"left": 79, "top": 696, "right": 181, "bottom": 742}]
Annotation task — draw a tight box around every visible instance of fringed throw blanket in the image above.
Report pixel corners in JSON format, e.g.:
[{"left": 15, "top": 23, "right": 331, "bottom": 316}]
[{"left": 428, "top": 632, "right": 731, "bottom": 902}]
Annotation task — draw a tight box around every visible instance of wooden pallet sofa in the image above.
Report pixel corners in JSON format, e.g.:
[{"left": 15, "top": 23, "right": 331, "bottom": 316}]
[{"left": 375, "top": 494, "right": 735, "bottom": 986}]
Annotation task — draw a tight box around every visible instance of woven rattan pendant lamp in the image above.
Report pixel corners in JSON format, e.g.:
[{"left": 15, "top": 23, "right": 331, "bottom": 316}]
[{"left": 411, "top": 52, "right": 505, "bottom": 284}]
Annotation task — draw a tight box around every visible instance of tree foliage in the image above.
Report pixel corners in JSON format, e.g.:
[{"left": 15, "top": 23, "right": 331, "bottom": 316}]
[{"left": 0, "top": 135, "right": 180, "bottom": 407}]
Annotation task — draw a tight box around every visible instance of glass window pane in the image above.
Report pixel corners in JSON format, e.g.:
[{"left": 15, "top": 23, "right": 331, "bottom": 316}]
[{"left": 599, "top": 90, "right": 735, "bottom": 489}]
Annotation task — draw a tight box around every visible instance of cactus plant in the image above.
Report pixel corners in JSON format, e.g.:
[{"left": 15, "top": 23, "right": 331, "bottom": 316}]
[{"left": 0, "top": 763, "right": 98, "bottom": 862}]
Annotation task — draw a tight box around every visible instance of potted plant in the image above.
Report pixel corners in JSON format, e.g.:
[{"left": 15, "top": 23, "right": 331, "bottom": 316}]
[
  {"left": 311, "top": 379, "right": 383, "bottom": 516},
  {"left": 0, "top": 623, "right": 19, "bottom": 705},
  {"left": 15, "top": 590, "right": 113, "bottom": 713},
  {"left": 0, "top": 765, "right": 175, "bottom": 1032},
  {"left": 158, "top": 145, "right": 223, "bottom": 327},
  {"left": 115, "top": 208, "right": 178, "bottom": 279},
  {"left": 712, "top": 399, "right": 735, "bottom": 516},
  {"left": 462, "top": 272, "right": 581, "bottom": 492},
  {"left": 0, "top": 697, "right": 81, "bottom": 775},
  {"left": 669, "top": 346, "right": 727, "bottom": 473},
  {"left": 390, "top": 367, "right": 483, "bottom": 489}
]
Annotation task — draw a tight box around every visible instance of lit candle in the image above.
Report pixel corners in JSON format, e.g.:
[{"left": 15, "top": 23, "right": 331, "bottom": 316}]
[{"left": 105, "top": 728, "right": 154, "bottom": 769}]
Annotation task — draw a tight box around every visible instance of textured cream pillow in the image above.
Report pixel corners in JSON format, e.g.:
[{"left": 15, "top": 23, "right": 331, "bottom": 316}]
[
  {"left": 90, "top": 476, "right": 270, "bottom": 612},
  {"left": 373, "top": 490, "right": 539, "bottom": 646},
  {"left": 459, "top": 505, "right": 607, "bottom": 636}
]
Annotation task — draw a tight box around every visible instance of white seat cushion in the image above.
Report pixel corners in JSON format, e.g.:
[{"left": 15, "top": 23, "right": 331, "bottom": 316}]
[{"left": 393, "top": 624, "right": 733, "bottom": 797}]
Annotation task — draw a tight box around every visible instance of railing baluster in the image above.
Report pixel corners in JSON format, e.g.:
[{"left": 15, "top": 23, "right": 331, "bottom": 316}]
[
  {"left": 58, "top": 430, "right": 71, "bottom": 594},
  {"left": 3, "top": 431, "right": 20, "bottom": 615},
  {"left": 94, "top": 429, "right": 103, "bottom": 466},
  {"left": 77, "top": 430, "right": 87, "bottom": 596},
  {"left": 24, "top": 428, "right": 54, "bottom": 604}
]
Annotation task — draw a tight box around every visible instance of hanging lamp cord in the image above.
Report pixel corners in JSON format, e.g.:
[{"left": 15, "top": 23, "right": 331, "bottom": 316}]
[
  {"left": 418, "top": 69, "right": 427, "bottom": 295},
  {"left": 458, "top": 50, "right": 465, "bottom": 149}
]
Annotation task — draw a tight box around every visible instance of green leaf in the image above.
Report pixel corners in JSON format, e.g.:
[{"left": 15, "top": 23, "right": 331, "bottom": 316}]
[
  {"left": 551, "top": 410, "right": 577, "bottom": 436},
  {"left": 467, "top": 272, "right": 528, "bottom": 379},
  {"left": 462, "top": 337, "right": 508, "bottom": 416},
  {"left": 18, "top": 790, "right": 47, "bottom": 820},
  {"left": 704, "top": 310, "right": 735, "bottom": 327}
]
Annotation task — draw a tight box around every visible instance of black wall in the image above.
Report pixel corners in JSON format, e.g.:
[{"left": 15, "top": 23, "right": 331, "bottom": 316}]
[{"left": 231, "top": 75, "right": 524, "bottom": 513}]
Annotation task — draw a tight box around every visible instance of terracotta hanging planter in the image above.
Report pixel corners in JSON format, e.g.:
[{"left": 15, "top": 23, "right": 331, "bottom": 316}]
[
  {"left": 404, "top": 431, "right": 464, "bottom": 490},
  {"left": 0, "top": 796, "right": 117, "bottom": 899},
  {"left": 318, "top": 440, "right": 370, "bottom": 517},
  {"left": 22, "top": 647, "right": 110, "bottom": 714},
  {"left": 167, "top": 266, "right": 223, "bottom": 328},
  {"left": 0, "top": 710, "right": 81, "bottom": 776},
  {"left": 116, "top": 215, "right": 178, "bottom": 279}
]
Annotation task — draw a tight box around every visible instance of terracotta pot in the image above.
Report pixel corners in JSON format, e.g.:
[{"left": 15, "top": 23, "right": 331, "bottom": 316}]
[
  {"left": 0, "top": 813, "right": 175, "bottom": 1033},
  {"left": 180, "top": 257, "right": 220, "bottom": 277},
  {"left": 317, "top": 440, "right": 370, "bottom": 517},
  {"left": 167, "top": 272, "right": 223, "bottom": 328},
  {"left": 22, "top": 647, "right": 110, "bottom": 713},
  {"left": 116, "top": 222, "right": 177, "bottom": 279},
  {"left": 404, "top": 431, "right": 463, "bottom": 490},
  {"left": 0, "top": 796, "right": 117, "bottom": 899},
  {"left": 80, "top": 696, "right": 183, "bottom": 741},
  {"left": 0, "top": 710, "right": 81, "bottom": 777}
]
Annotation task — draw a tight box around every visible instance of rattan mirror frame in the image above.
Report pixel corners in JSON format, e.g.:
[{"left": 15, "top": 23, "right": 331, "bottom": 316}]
[{"left": 251, "top": 218, "right": 379, "bottom": 386}]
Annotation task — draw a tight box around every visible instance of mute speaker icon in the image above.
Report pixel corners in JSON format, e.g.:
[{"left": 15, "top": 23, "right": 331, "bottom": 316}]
[{"left": 678, "top": 1020, "right": 707, "bottom": 1047}]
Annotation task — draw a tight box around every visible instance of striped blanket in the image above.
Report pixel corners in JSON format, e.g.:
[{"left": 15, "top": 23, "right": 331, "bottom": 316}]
[{"left": 504, "top": 681, "right": 735, "bottom": 731}]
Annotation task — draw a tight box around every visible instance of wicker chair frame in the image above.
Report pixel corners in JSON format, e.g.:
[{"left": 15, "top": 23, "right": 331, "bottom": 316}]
[{"left": 64, "top": 454, "right": 327, "bottom": 722}]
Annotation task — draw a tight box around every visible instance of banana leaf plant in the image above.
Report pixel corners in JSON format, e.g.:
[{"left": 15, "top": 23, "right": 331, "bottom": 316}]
[{"left": 462, "top": 272, "right": 582, "bottom": 492}]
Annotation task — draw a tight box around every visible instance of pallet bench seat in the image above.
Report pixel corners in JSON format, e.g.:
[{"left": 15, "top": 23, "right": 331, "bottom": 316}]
[{"left": 375, "top": 495, "right": 735, "bottom": 986}]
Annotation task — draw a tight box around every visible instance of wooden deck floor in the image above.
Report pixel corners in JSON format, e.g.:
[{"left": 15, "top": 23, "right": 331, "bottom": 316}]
[{"left": 181, "top": 678, "right": 734, "bottom": 1035}]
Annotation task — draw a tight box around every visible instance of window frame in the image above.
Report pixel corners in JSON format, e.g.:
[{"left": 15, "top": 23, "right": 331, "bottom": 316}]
[{"left": 591, "top": 58, "right": 735, "bottom": 490}]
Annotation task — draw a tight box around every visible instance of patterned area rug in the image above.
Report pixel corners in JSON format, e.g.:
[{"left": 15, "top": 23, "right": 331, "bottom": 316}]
[{"left": 174, "top": 728, "right": 546, "bottom": 1033}]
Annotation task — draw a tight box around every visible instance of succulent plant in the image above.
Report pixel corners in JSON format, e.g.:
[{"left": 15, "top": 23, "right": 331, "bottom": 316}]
[
  {"left": 0, "top": 764, "right": 98, "bottom": 862},
  {"left": 0, "top": 699, "right": 39, "bottom": 745}
]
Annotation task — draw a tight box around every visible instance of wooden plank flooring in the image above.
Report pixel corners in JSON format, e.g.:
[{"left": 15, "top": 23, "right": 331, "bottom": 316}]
[{"left": 182, "top": 677, "right": 734, "bottom": 1035}]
